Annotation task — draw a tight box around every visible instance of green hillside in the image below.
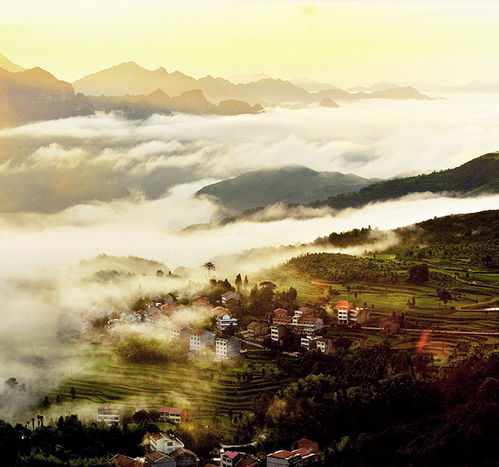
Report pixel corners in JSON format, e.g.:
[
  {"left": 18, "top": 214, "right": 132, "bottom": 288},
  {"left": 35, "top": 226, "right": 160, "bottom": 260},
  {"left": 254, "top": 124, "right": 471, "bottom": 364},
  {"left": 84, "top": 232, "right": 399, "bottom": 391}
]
[
  {"left": 196, "top": 166, "right": 376, "bottom": 211},
  {"left": 312, "top": 152, "right": 499, "bottom": 209}
]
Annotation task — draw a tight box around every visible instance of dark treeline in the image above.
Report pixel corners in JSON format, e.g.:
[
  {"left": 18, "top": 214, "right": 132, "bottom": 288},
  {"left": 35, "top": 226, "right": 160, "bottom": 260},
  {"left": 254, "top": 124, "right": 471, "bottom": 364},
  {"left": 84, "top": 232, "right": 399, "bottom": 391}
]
[
  {"left": 0, "top": 415, "right": 158, "bottom": 466},
  {"left": 252, "top": 347, "right": 499, "bottom": 466}
]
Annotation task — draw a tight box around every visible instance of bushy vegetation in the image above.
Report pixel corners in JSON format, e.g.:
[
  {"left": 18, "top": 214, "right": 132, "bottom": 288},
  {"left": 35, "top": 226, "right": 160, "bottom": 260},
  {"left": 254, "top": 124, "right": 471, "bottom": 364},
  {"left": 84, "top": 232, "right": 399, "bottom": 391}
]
[
  {"left": 0, "top": 415, "right": 156, "bottom": 466},
  {"left": 114, "top": 335, "right": 185, "bottom": 364},
  {"left": 253, "top": 347, "right": 499, "bottom": 466},
  {"left": 286, "top": 252, "right": 405, "bottom": 284}
]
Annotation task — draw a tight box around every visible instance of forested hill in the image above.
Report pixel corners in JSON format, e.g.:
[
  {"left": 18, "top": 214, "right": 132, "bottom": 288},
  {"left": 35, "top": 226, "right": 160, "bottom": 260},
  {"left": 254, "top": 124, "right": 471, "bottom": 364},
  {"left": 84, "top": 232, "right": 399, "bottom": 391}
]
[
  {"left": 311, "top": 152, "right": 499, "bottom": 210},
  {"left": 197, "top": 166, "right": 375, "bottom": 211},
  {"left": 318, "top": 209, "right": 499, "bottom": 249},
  {"left": 314, "top": 209, "right": 498, "bottom": 268},
  {"left": 395, "top": 209, "right": 499, "bottom": 247}
]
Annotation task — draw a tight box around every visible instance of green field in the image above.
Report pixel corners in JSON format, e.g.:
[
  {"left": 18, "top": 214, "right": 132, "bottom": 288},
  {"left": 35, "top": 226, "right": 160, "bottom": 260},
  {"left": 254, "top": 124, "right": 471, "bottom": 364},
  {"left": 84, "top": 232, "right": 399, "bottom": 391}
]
[
  {"left": 271, "top": 254, "right": 499, "bottom": 357},
  {"left": 48, "top": 346, "right": 289, "bottom": 437}
]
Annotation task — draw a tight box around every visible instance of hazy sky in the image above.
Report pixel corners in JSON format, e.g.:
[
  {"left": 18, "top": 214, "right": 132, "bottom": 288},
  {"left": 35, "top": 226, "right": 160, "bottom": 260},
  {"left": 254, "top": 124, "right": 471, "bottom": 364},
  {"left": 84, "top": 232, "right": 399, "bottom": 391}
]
[{"left": 2, "top": 0, "right": 499, "bottom": 86}]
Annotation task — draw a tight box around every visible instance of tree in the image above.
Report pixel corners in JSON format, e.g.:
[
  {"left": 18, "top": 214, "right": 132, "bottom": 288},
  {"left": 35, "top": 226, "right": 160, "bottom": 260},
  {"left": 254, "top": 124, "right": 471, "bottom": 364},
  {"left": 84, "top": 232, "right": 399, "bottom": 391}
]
[
  {"left": 42, "top": 396, "right": 51, "bottom": 409},
  {"left": 408, "top": 264, "right": 429, "bottom": 285},
  {"left": 203, "top": 262, "right": 215, "bottom": 278},
  {"left": 70, "top": 387, "right": 76, "bottom": 400},
  {"left": 437, "top": 288, "right": 452, "bottom": 308},
  {"left": 235, "top": 273, "right": 242, "bottom": 291},
  {"left": 244, "top": 275, "right": 249, "bottom": 287}
]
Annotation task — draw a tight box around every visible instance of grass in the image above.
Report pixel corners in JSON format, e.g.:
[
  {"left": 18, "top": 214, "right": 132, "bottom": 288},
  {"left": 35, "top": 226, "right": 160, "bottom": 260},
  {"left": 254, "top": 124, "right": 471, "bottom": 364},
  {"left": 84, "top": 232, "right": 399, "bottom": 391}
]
[
  {"left": 273, "top": 255, "right": 499, "bottom": 354},
  {"left": 48, "top": 347, "right": 290, "bottom": 437}
]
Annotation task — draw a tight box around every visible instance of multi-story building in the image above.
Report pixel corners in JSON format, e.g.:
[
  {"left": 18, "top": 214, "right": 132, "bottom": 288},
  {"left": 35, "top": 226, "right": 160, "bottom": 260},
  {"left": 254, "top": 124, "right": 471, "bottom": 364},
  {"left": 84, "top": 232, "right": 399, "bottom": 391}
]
[
  {"left": 148, "top": 432, "right": 185, "bottom": 454},
  {"left": 293, "top": 316, "right": 324, "bottom": 335},
  {"left": 270, "top": 325, "right": 287, "bottom": 342},
  {"left": 189, "top": 329, "right": 215, "bottom": 352},
  {"left": 169, "top": 326, "right": 193, "bottom": 343},
  {"left": 272, "top": 308, "right": 292, "bottom": 326},
  {"left": 335, "top": 301, "right": 370, "bottom": 326},
  {"left": 300, "top": 335, "right": 319, "bottom": 350},
  {"left": 315, "top": 337, "right": 333, "bottom": 355},
  {"left": 266, "top": 450, "right": 303, "bottom": 467},
  {"left": 216, "top": 313, "right": 238, "bottom": 332},
  {"left": 159, "top": 406, "right": 188, "bottom": 423},
  {"left": 97, "top": 408, "right": 120, "bottom": 425},
  {"left": 215, "top": 336, "right": 241, "bottom": 360}
]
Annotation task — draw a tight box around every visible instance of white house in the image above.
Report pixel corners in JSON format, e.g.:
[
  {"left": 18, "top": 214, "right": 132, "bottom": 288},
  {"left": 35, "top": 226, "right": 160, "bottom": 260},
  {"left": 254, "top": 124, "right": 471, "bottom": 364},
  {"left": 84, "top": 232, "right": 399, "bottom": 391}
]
[
  {"left": 215, "top": 337, "right": 241, "bottom": 360},
  {"left": 189, "top": 330, "right": 215, "bottom": 352},
  {"left": 216, "top": 313, "right": 238, "bottom": 332},
  {"left": 97, "top": 408, "right": 120, "bottom": 425},
  {"left": 148, "top": 432, "right": 185, "bottom": 455}
]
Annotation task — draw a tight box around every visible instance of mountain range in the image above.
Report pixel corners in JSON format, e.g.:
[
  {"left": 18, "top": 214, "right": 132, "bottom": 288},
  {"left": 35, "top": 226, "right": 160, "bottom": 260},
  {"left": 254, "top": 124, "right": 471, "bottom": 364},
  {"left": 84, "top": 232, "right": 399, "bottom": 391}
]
[
  {"left": 196, "top": 166, "right": 377, "bottom": 211},
  {"left": 0, "top": 66, "right": 93, "bottom": 127},
  {"left": 200, "top": 153, "right": 499, "bottom": 225},
  {"left": 73, "top": 61, "right": 433, "bottom": 106},
  {"left": 0, "top": 53, "right": 436, "bottom": 127},
  {"left": 89, "top": 88, "right": 263, "bottom": 118}
]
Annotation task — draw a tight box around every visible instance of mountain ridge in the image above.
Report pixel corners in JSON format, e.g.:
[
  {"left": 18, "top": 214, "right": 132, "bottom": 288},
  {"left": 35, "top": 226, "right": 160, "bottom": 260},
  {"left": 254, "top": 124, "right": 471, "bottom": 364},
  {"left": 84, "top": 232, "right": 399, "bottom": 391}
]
[
  {"left": 196, "top": 165, "right": 377, "bottom": 211},
  {"left": 73, "top": 61, "right": 432, "bottom": 105}
]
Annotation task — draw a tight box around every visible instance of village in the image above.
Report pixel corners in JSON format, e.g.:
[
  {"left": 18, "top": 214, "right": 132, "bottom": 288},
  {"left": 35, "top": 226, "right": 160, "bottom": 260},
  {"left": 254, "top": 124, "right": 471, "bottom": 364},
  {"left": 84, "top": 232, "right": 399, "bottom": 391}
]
[{"left": 87, "top": 284, "right": 380, "bottom": 467}]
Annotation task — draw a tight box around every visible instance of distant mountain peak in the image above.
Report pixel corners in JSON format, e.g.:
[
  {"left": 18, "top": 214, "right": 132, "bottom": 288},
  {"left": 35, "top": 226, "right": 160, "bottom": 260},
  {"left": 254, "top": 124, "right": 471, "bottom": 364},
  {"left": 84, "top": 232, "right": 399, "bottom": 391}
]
[
  {"left": 148, "top": 88, "right": 169, "bottom": 99},
  {"left": 114, "top": 61, "right": 143, "bottom": 71},
  {"left": 0, "top": 52, "right": 25, "bottom": 72}
]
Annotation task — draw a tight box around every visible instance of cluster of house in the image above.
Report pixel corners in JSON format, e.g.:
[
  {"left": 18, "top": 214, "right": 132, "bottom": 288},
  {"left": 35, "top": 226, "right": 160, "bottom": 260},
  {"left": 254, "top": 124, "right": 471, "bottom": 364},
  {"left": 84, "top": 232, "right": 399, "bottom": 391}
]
[
  {"left": 109, "top": 433, "right": 321, "bottom": 467},
  {"left": 97, "top": 406, "right": 188, "bottom": 426},
  {"left": 269, "top": 306, "right": 324, "bottom": 344},
  {"left": 263, "top": 301, "right": 371, "bottom": 354},
  {"left": 265, "top": 438, "right": 321, "bottom": 466},
  {"left": 166, "top": 306, "right": 241, "bottom": 361},
  {"left": 109, "top": 431, "right": 198, "bottom": 467}
]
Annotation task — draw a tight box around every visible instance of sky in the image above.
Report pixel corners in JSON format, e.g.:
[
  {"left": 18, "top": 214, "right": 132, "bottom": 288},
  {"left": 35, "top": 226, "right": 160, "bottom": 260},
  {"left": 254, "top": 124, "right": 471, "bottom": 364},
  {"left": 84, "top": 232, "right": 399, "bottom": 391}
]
[{"left": 1, "top": 0, "right": 499, "bottom": 86}]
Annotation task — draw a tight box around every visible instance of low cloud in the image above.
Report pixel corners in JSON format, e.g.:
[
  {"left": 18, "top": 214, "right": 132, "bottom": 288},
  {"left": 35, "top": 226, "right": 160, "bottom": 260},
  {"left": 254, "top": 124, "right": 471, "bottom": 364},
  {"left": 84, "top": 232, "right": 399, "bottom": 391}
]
[
  {"left": 0, "top": 95, "right": 499, "bottom": 212},
  {"left": 0, "top": 95, "right": 498, "bottom": 418}
]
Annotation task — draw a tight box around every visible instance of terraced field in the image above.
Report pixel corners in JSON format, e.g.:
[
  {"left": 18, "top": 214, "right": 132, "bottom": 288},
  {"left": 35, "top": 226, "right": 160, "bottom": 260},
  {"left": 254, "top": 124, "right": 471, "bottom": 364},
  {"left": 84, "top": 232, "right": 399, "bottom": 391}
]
[
  {"left": 50, "top": 347, "right": 290, "bottom": 434},
  {"left": 272, "top": 255, "right": 499, "bottom": 357}
]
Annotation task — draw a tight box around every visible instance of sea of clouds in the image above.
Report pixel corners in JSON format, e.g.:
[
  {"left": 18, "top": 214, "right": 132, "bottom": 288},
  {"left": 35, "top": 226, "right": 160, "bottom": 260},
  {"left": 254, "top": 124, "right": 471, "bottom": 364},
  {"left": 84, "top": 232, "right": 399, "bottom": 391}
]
[{"left": 0, "top": 94, "right": 498, "bottom": 414}]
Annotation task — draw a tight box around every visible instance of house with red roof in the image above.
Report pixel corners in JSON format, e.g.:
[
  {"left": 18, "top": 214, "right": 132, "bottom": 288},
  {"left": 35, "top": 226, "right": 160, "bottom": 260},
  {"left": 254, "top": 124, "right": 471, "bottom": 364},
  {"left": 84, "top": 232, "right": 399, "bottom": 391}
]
[
  {"left": 159, "top": 406, "right": 188, "bottom": 423},
  {"left": 246, "top": 321, "right": 268, "bottom": 338},
  {"left": 192, "top": 296, "right": 210, "bottom": 306},
  {"left": 170, "top": 447, "right": 199, "bottom": 466},
  {"left": 144, "top": 450, "right": 176, "bottom": 466},
  {"left": 221, "top": 451, "right": 260, "bottom": 467},
  {"left": 108, "top": 454, "right": 146, "bottom": 467},
  {"left": 266, "top": 450, "right": 302, "bottom": 467}
]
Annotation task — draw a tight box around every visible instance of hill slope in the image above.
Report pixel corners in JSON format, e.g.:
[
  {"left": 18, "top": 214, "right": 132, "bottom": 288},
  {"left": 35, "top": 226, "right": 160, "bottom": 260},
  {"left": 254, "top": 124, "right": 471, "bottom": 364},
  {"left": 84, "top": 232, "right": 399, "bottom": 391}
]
[
  {"left": 0, "top": 67, "right": 93, "bottom": 127},
  {"left": 196, "top": 166, "right": 376, "bottom": 211},
  {"left": 0, "top": 53, "right": 24, "bottom": 72},
  {"left": 311, "top": 153, "right": 499, "bottom": 210}
]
